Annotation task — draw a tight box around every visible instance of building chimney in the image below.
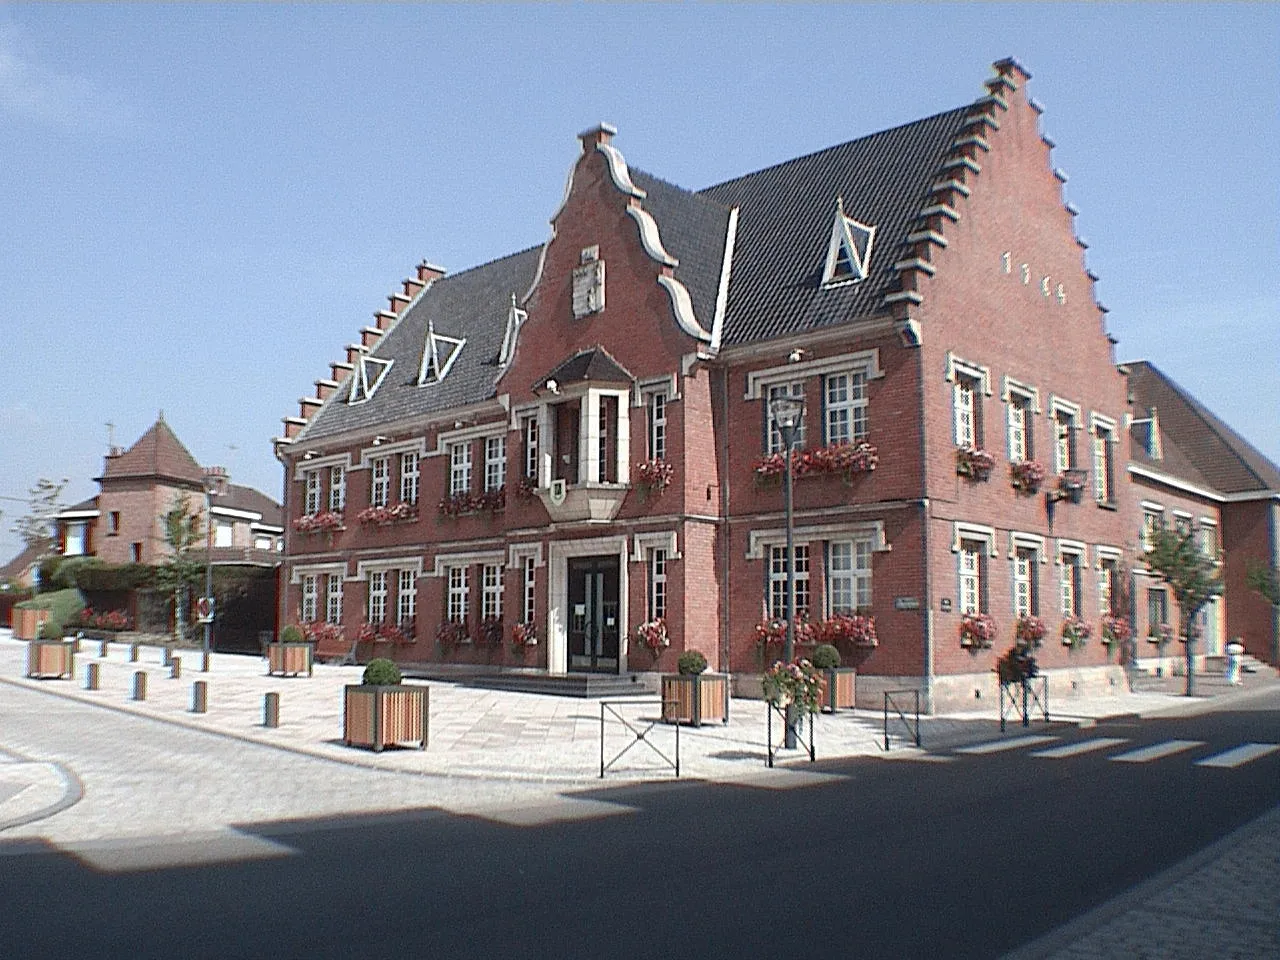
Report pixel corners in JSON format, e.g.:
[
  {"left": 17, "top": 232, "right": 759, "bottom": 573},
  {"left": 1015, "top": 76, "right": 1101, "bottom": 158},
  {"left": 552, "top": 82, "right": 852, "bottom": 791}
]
[{"left": 578, "top": 122, "right": 617, "bottom": 151}]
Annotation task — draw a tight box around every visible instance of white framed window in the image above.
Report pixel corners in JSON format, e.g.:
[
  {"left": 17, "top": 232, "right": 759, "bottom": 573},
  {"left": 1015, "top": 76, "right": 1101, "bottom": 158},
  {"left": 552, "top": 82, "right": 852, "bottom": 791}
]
[
  {"left": 449, "top": 442, "right": 472, "bottom": 496},
  {"left": 1052, "top": 404, "right": 1080, "bottom": 473},
  {"left": 214, "top": 520, "right": 234, "bottom": 548},
  {"left": 645, "top": 390, "right": 668, "bottom": 461},
  {"left": 400, "top": 452, "right": 420, "bottom": 505},
  {"left": 300, "top": 574, "right": 318, "bottom": 623},
  {"left": 1098, "top": 558, "right": 1117, "bottom": 616},
  {"left": 485, "top": 436, "right": 506, "bottom": 492},
  {"left": 766, "top": 382, "right": 806, "bottom": 454},
  {"left": 1141, "top": 506, "right": 1165, "bottom": 551},
  {"left": 1173, "top": 512, "right": 1192, "bottom": 538},
  {"left": 325, "top": 574, "right": 343, "bottom": 625},
  {"left": 822, "top": 204, "right": 876, "bottom": 285},
  {"left": 958, "top": 539, "right": 987, "bottom": 615},
  {"left": 398, "top": 569, "right": 416, "bottom": 627},
  {"left": 64, "top": 521, "right": 87, "bottom": 556},
  {"left": 1197, "top": 520, "right": 1219, "bottom": 560},
  {"left": 303, "top": 469, "right": 321, "bottom": 515},
  {"left": 954, "top": 373, "right": 982, "bottom": 447},
  {"left": 522, "top": 555, "right": 536, "bottom": 624},
  {"left": 348, "top": 355, "right": 393, "bottom": 404},
  {"left": 1007, "top": 392, "right": 1034, "bottom": 461},
  {"left": 108, "top": 511, "right": 120, "bottom": 535},
  {"left": 1092, "top": 418, "right": 1116, "bottom": 504},
  {"left": 767, "top": 544, "right": 810, "bottom": 620},
  {"left": 367, "top": 570, "right": 388, "bottom": 623},
  {"left": 522, "top": 416, "right": 539, "bottom": 480},
  {"left": 370, "top": 456, "right": 390, "bottom": 508},
  {"left": 824, "top": 371, "right": 868, "bottom": 445},
  {"left": 1013, "top": 546, "right": 1039, "bottom": 617},
  {"left": 328, "top": 466, "right": 346, "bottom": 512},
  {"left": 649, "top": 548, "right": 668, "bottom": 621},
  {"left": 1058, "top": 543, "right": 1085, "bottom": 617},
  {"left": 446, "top": 566, "right": 469, "bottom": 623},
  {"left": 827, "top": 539, "right": 872, "bottom": 614},
  {"left": 481, "top": 563, "right": 502, "bottom": 621}
]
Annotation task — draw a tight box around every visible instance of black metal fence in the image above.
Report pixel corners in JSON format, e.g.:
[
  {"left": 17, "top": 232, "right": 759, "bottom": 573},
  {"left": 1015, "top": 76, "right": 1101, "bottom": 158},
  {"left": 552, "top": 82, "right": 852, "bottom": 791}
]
[
  {"left": 599, "top": 699, "right": 680, "bottom": 779},
  {"left": 1000, "top": 676, "right": 1049, "bottom": 732},
  {"left": 883, "top": 689, "right": 922, "bottom": 750},
  {"left": 766, "top": 703, "right": 815, "bottom": 767}
]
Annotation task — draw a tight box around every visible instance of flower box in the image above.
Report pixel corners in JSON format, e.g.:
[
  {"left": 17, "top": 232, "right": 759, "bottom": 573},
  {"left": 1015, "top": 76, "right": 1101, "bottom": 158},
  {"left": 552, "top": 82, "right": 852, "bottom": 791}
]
[
  {"left": 293, "top": 511, "right": 345, "bottom": 534},
  {"left": 266, "top": 641, "right": 314, "bottom": 677},
  {"left": 1009, "top": 459, "right": 1046, "bottom": 494},
  {"left": 661, "top": 673, "right": 728, "bottom": 727},
  {"left": 343, "top": 684, "right": 428, "bottom": 752},
  {"left": 27, "top": 639, "right": 75, "bottom": 680},
  {"left": 356, "top": 502, "right": 418, "bottom": 526},
  {"left": 817, "top": 667, "right": 857, "bottom": 712},
  {"left": 752, "top": 440, "right": 879, "bottom": 486},
  {"left": 1061, "top": 617, "right": 1092, "bottom": 650},
  {"left": 438, "top": 488, "right": 506, "bottom": 519},
  {"left": 634, "top": 458, "right": 674, "bottom": 498},
  {"left": 955, "top": 445, "right": 996, "bottom": 481},
  {"left": 959, "top": 613, "right": 997, "bottom": 649}
]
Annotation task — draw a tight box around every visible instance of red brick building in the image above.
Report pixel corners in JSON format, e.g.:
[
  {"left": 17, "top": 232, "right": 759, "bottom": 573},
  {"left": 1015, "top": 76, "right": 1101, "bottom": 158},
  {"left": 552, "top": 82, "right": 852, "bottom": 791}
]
[{"left": 279, "top": 59, "right": 1144, "bottom": 710}]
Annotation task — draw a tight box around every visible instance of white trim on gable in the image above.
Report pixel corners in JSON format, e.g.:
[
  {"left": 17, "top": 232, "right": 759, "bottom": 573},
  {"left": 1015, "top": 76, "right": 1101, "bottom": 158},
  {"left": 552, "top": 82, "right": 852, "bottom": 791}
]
[
  {"left": 821, "top": 200, "right": 876, "bottom": 286},
  {"left": 709, "top": 207, "right": 738, "bottom": 355},
  {"left": 656, "top": 274, "right": 712, "bottom": 343},
  {"left": 624, "top": 206, "right": 678, "bottom": 267},
  {"left": 418, "top": 321, "right": 467, "bottom": 386},
  {"left": 595, "top": 141, "right": 647, "bottom": 200}
]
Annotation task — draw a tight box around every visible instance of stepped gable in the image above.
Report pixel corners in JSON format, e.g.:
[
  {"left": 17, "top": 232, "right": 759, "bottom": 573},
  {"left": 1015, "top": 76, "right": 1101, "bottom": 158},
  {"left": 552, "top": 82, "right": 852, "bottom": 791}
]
[
  {"left": 1127, "top": 360, "right": 1280, "bottom": 495},
  {"left": 298, "top": 247, "right": 542, "bottom": 442},
  {"left": 100, "top": 417, "right": 204, "bottom": 486},
  {"left": 628, "top": 169, "right": 733, "bottom": 339},
  {"left": 697, "top": 105, "right": 972, "bottom": 345}
]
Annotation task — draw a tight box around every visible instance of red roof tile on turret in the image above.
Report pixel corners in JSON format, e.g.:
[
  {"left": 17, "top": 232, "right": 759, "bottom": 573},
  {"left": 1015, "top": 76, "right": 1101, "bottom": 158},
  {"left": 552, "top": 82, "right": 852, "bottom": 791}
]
[{"left": 98, "top": 417, "right": 205, "bottom": 487}]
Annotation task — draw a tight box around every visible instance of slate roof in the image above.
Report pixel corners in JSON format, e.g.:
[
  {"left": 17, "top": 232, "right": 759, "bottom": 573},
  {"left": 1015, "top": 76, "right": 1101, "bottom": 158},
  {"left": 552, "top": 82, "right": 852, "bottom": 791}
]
[
  {"left": 298, "top": 103, "right": 978, "bottom": 441},
  {"left": 100, "top": 417, "right": 205, "bottom": 486},
  {"left": 0, "top": 542, "right": 43, "bottom": 583},
  {"left": 217, "top": 483, "right": 283, "bottom": 526},
  {"left": 698, "top": 107, "right": 973, "bottom": 345},
  {"left": 536, "top": 346, "right": 634, "bottom": 391},
  {"left": 1127, "top": 361, "right": 1280, "bottom": 495}
]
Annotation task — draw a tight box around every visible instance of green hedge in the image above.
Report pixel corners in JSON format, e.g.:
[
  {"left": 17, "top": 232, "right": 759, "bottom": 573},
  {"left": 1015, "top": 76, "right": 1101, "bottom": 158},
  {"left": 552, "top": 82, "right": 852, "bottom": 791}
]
[
  {"left": 74, "top": 563, "right": 158, "bottom": 592},
  {"left": 15, "top": 587, "right": 88, "bottom": 632}
]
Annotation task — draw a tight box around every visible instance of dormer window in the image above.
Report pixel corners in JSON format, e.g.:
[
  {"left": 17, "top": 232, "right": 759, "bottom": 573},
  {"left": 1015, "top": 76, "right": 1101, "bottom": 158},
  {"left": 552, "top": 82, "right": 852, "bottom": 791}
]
[
  {"left": 418, "top": 321, "right": 466, "bottom": 386},
  {"left": 348, "top": 354, "right": 393, "bottom": 405},
  {"left": 822, "top": 200, "right": 876, "bottom": 286}
]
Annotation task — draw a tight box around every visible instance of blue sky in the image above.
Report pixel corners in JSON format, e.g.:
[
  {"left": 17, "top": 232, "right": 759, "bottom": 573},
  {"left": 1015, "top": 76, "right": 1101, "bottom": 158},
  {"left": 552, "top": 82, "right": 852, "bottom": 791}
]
[{"left": 2, "top": 3, "right": 1277, "bottom": 561}]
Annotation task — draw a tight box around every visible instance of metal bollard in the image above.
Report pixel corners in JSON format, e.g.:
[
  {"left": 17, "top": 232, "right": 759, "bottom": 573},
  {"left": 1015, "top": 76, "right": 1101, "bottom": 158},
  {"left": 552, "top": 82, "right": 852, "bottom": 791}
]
[
  {"left": 170, "top": 656, "right": 181, "bottom": 680},
  {"left": 99, "top": 639, "right": 110, "bottom": 658},
  {"left": 132, "top": 670, "right": 147, "bottom": 701},
  {"left": 162, "top": 646, "right": 172, "bottom": 667},
  {"left": 129, "top": 643, "right": 139, "bottom": 663},
  {"left": 192, "top": 680, "right": 208, "bottom": 714},
  {"left": 263, "top": 692, "right": 280, "bottom": 728},
  {"left": 201, "top": 650, "right": 211, "bottom": 673},
  {"left": 86, "top": 662, "right": 100, "bottom": 691}
]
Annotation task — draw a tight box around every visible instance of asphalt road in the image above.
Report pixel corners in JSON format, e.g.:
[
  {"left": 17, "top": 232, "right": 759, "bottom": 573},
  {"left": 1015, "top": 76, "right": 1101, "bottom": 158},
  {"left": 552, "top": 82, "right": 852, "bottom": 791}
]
[{"left": 1, "top": 690, "right": 1276, "bottom": 960}]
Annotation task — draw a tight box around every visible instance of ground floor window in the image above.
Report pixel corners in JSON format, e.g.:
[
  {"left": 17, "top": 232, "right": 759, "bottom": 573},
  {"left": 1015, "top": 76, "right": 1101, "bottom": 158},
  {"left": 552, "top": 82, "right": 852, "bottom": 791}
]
[
  {"left": 958, "top": 539, "right": 988, "bottom": 615},
  {"left": 447, "top": 567, "right": 469, "bottom": 623},
  {"left": 648, "top": 548, "right": 667, "bottom": 621},
  {"left": 300, "top": 574, "right": 318, "bottom": 622},
  {"left": 768, "top": 544, "right": 810, "bottom": 620},
  {"left": 325, "top": 574, "right": 343, "bottom": 625},
  {"left": 827, "top": 539, "right": 871, "bottom": 614},
  {"left": 398, "top": 569, "right": 416, "bottom": 628}
]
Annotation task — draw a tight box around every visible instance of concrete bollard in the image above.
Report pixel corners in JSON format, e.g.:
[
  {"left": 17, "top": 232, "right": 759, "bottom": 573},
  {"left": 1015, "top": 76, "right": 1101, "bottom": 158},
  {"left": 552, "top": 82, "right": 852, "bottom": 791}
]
[
  {"left": 86, "top": 662, "right": 100, "bottom": 691},
  {"left": 162, "top": 646, "right": 172, "bottom": 667},
  {"left": 192, "top": 680, "right": 208, "bottom": 714},
  {"left": 71, "top": 636, "right": 81, "bottom": 654},
  {"left": 170, "top": 656, "right": 181, "bottom": 680},
  {"left": 129, "top": 643, "right": 139, "bottom": 663},
  {"left": 201, "top": 650, "right": 211, "bottom": 673},
  {"left": 263, "top": 692, "right": 280, "bottom": 728},
  {"left": 99, "top": 639, "right": 110, "bottom": 658},
  {"left": 132, "top": 670, "right": 147, "bottom": 701}
]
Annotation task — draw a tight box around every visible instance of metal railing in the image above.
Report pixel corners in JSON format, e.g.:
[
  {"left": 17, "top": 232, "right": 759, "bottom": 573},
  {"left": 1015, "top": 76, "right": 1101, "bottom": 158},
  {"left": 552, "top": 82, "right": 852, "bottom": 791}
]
[
  {"left": 600, "top": 699, "right": 679, "bottom": 779},
  {"left": 883, "top": 689, "right": 921, "bottom": 750},
  {"left": 766, "top": 703, "right": 815, "bottom": 767},
  {"left": 1000, "top": 676, "right": 1049, "bottom": 732}
]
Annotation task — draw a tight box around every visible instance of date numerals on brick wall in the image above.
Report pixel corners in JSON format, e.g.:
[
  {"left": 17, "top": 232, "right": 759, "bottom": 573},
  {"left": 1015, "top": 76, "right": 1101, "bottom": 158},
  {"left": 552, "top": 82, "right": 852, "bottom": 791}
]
[{"left": 1001, "top": 251, "right": 1066, "bottom": 306}]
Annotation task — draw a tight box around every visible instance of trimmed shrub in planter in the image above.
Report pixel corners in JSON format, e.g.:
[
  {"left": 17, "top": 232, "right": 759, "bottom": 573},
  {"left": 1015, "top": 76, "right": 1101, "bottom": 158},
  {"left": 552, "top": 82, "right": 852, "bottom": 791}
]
[
  {"left": 267, "top": 624, "right": 314, "bottom": 677},
  {"left": 343, "top": 658, "right": 427, "bottom": 752},
  {"left": 811, "top": 644, "right": 857, "bottom": 713},
  {"left": 27, "top": 620, "right": 75, "bottom": 680},
  {"left": 661, "top": 651, "right": 727, "bottom": 727}
]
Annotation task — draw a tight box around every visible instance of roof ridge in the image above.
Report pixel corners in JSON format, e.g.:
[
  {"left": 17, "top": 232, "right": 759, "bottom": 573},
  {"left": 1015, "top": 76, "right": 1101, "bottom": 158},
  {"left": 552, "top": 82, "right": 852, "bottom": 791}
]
[{"left": 695, "top": 104, "right": 973, "bottom": 195}]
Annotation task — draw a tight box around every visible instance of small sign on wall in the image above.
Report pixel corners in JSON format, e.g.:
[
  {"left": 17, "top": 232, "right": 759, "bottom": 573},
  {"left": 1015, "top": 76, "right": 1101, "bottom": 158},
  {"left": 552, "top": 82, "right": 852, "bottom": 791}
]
[
  {"left": 893, "top": 596, "right": 920, "bottom": 611},
  {"left": 939, "top": 598, "right": 952, "bottom": 613}
]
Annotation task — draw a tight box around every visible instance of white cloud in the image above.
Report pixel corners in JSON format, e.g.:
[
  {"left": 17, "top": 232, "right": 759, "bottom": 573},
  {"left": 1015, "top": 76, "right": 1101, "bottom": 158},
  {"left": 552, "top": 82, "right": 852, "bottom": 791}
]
[{"left": 0, "top": 26, "right": 131, "bottom": 128}]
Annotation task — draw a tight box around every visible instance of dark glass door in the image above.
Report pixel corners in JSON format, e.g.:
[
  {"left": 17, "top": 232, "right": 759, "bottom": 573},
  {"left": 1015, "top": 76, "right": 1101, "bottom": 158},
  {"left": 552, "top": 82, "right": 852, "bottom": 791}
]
[{"left": 567, "top": 555, "right": 620, "bottom": 673}]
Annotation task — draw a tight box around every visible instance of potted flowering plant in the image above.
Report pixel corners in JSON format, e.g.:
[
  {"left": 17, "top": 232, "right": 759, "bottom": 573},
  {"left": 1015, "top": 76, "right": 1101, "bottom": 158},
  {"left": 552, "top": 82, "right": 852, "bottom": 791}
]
[
  {"left": 1013, "top": 614, "right": 1046, "bottom": 647},
  {"left": 267, "top": 623, "right": 314, "bottom": 677},
  {"left": 811, "top": 643, "right": 857, "bottom": 712},
  {"left": 1009, "top": 459, "right": 1046, "bottom": 494},
  {"left": 761, "top": 658, "right": 823, "bottom": 714},
  {"left": 661, "top": 649, "right": 728, "bottom": 727},
  {"left": 343, "top": 658, "right": 427, "bottom": 752},
  {"left": 955, "top": 445, "right": 996, "bottom": 481},
  {"left": 996, "top": 643, "right": 1039, "bottom": 686},
  {"left": 959, "top": 612, "right": 997, "bottom": 649},
  {"left": 634, "top": 617, "right": 669, "bottom": 659},
  {"left": 634, "top": 458, "right": 674, "bottom": 498},
  {"left": 1061, "top": 617, "right": 1092, "bottom": 650}
]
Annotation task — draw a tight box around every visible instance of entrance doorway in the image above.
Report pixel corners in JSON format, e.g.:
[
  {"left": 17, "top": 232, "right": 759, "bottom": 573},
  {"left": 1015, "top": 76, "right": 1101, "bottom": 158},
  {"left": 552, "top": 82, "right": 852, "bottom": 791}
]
[{"left": 567, "top": 555, "right": 620, "bottom": 673}]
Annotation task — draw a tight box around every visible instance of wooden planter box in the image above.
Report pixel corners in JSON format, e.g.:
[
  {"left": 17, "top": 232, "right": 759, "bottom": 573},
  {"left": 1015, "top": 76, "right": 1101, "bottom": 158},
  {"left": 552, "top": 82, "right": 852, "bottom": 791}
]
[
  {"left": 267, "top": 642, "right": 314, "bottom": 677},
  {"left": 661, "top": 673, "right": 729, "bottom": 727},
  {"left": 343, "top": 684, "right": 428, "bottom": 751},
  {"left": 13, "top": 608, "right": 50, "bottom": 641},
  {"left": 818, "top": 667, "right": 857, "bottom": 712},
  {"left": 27, "top": 639, "right": 75, "bottom": 679}
]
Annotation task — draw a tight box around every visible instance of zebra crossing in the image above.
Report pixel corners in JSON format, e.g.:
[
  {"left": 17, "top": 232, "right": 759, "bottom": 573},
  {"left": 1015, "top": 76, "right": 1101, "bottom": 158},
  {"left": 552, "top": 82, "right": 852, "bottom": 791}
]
[{"left": 948, "top": 735, "right": 1279, "bottom": 769}]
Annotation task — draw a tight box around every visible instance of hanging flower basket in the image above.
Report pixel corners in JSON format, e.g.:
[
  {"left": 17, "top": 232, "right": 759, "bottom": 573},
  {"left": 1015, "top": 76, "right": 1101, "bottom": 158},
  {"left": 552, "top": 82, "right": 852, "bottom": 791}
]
[
  {"left": 1061, "top": 617, "right": 1092, "bottom": 649},
  {"left": 1100, "top": 614, "right": 1132, "bottom": 646},
  {"left": 1009, "top": 460, "right": 1046, "bottom": 494},
  {"left": 959, "top": 613, "right": 997, "bottom": 649},
  {"left": 955, "top": 445, "right": 996, "bottom": 481},
  {"left": 634, "top": 459, "right": 674, "bottom": 498},
  {"left": 634, "top": 617, "right": 669, "bottom": 657}
]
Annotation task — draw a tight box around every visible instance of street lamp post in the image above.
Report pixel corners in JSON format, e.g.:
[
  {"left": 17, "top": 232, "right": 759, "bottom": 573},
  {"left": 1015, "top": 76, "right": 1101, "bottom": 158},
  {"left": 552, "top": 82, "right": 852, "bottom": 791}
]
[
  {"left": 768, "top": 395, "right": 805, "bottom": 749},
  {"left": 201, "top": 467, "right": 229, "bottom": 672}
]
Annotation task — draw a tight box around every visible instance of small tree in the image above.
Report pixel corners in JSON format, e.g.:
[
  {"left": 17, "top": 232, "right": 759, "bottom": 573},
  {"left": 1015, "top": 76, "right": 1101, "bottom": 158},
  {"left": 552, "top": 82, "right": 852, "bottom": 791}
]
[
  {"left": 1246, "top": 561, "right": 1279, "bottom": 608},
  {"left": 1143, "top": 526, "right": 1223, "bottom": 696},
  {"left": 12, "top": 477, "right": 69, "bottom": 560},
  {"left": 154, "top": 493, "right": 204, "bottom": 643}
]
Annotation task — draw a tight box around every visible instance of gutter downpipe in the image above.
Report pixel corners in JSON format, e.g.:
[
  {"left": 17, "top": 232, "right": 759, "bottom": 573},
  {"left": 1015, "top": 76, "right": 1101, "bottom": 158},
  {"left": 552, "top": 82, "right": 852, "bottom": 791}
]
[
  {"left": 718, "top": 363, "right": 732, "bottom": 693},
  {"left": 915, "top": 339, "right": 934, "bottom": 715}
]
